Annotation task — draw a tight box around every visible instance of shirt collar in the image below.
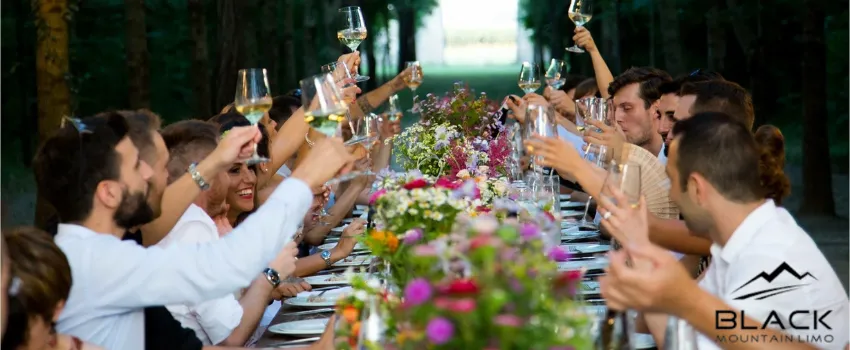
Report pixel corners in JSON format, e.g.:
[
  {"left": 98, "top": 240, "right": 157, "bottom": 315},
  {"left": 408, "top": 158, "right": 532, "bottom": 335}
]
[
  {"left": 714, "top": 199, "right": 778, "bottom": 263},
  {"left": 56, "top": 223, "right": 99, "bottom": 239}
]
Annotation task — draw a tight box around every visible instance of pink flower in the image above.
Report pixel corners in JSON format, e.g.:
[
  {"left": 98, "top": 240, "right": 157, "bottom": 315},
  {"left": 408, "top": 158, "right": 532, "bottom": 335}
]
[
  {"left": 426, "top": 317, "right": 454, "bottom": 344},
  {"left": 404, "top": 278, "right": 432, "bottom": 306},
  {"left": 413, "top": 244, "right": 438, "bottom": 257},
  {"left": 402, "top": 228, "right": 423, "bottom": 244},
  {"left": 434, "top": 297, "right": 453, "bottom": 310},
  {"left": 448, "top": 298, "right": 476, "bottom": 313},
  {"left": 547, "top": 246, "right": 572, "bottom": 262},
  {"left": 403, "top": 178, "right": 429, "bottom": 190},
  {"left": 434, "top": 177, "right": 460, "bottom": 190},
  {"left": 519, "top": 223, "right": 539, "bottom": 239},
  {"left": 494, "top": 314, "right": 523, "bottom": 327},
  {"left": 368, "top": 189, "right": 387, "bottom": 205}
]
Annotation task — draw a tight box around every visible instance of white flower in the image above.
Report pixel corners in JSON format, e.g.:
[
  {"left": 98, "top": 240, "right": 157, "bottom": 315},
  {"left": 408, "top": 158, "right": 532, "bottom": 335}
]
[
  {"left": 366, "top": 277, "right": 382, "bottom": 289},
  {"left": 354, "top": 290, "right": 370, "bottom": 301},
  {"left": 457, "top": 169, "right": 471, "bottom": 179}
]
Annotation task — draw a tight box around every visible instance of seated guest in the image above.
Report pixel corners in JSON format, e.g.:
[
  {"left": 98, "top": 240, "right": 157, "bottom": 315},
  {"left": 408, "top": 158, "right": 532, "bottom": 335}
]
[
  {"left": 598, "top": 112, "right": 847, "bottom": 349},
  {"left": 34, "top": 113, "right": 352, "bottom": 349},
  {"left": 157, "top": 120, "right": 308, "bottom": 346},
  {"left": 2, "top": 227, "right": 102, "bottom": 350},
  {"left": 657, "top": 70, "right": 725, "bottom": 159}
]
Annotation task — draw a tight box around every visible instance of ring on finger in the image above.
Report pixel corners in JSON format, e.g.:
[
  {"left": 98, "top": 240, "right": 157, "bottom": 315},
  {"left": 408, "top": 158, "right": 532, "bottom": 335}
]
[{"left": 602, "top": 212, "right": 612, "bottom": 220}]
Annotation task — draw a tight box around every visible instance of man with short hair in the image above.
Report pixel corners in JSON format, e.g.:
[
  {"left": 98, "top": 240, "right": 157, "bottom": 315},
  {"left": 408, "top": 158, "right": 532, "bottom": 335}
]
[
  {"left": 607, "top": 66, "right": 672, "bottom": 158},
  {"left": 675, "top": 80, "right": 755, "bottom": 130},
  {"left": 657, "top": 70, "right": 725, "bottom": 158},
  {"left": 599, "top": 112, "right": 848, "bottom": 349},
  {"left": 35, "top": 112, "right": 352, "bottom": 350}
]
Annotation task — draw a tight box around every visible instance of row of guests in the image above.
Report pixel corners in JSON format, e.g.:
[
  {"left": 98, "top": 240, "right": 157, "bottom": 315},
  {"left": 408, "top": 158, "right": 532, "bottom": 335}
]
[
  {"left": 507, "top": 26, "right": 847, "bottom": 349},
  {"left": 2, "top": 52, "right": 411, "bottom": 349}
]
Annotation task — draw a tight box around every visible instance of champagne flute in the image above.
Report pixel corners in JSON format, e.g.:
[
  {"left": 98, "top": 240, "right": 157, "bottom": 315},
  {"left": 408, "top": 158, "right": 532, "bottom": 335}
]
[
  {"left": 234, "top": 68, "right": 273, "bottom": 165},
  {"left": 566, "top": 0, "right": 593, "bottom": 53},
  {"left": 518, "top": 62, "right": 542, "bottom": 94},
  {"left": 545, "top": 58, "right": 567, "bottom": 89},
  {"left": 402, "top": 61, "right": 423, "bottom": 112},
  {"left": 338, "top": 6, "right": 370, "bottom": 82}
]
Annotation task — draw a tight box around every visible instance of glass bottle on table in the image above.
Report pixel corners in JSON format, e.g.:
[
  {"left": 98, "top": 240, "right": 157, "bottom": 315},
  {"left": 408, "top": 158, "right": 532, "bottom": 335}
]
[
  {"left": 545, "top": 58, "right": 567, "bottom": 89},
  {"left": 566, "top": 0, "right": 593, "bottom": 53},
  {"left": 337, "top": 6, "right": 370, "bottom": 82},
  {"left": 234, "top": 68, "right": 273, "bottom": 165},
  {"left": 518, "top": 62, "right": 542, "bottom": 94},
  {"left": 402, "top": 61, "right": 423, "bottom": 112}
]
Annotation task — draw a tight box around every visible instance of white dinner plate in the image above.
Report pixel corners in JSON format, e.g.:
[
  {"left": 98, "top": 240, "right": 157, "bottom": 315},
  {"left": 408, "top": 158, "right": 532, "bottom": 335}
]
[
  {"left": 559, "top": 201, "right": 586, "bottom": 209},
  {"left": 341, "top": 217, "right": 356, "bottom": 224},
  {"left": 268, "top": 318, "right": 330, "bottom": 336},
  {"left": 560, "top": 230, "right": 600, "bottom": 241},
  {"left": 557, "top": 257, "right": 609, "bottom": 271},
  {"left": 303, "top": 273, "right": 360, "bottom": 286},
  {"left": 332, "top": 255, "right": 373, "bottom": 267},
  {"left": 331, "top": 225, "right": 347, "bottom": 234},
  {"left": 561, "top": 243, "right": 610, "bottom": 254},
  {"left": 561, "top": 210, "right": 585, "bottom": 217},
  {"left": 317, "top": 242, "right": 366, "bottom": 251},
  {"left": 355, "top": 205, "right": 368, "bottom": 211},
  {"left": 634, "top": 333, "right": 657, "bottom": 349},
  {"left": 352, "top": 209, "right": 366, "bottom": 216},
  {"left": 284, "top": 295, "right": 342, "bottom": 308},
  {"left": 579, "top": 281, "right": 600, "bottom": 295},
  {"left": 559, "top": 194, "right": 571, "bottom": 200}
]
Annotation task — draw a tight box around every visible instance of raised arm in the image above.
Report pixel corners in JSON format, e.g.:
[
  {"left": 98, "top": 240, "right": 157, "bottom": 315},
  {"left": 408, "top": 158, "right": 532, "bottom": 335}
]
[
  {"left": 349, "top": 67, "right": 411, "bottom": 119},
  {"left": 572, "top": 27, "right": 614, "bottom": 98},
  {"left": 303, "top": 176, "right": 368, "bottom": 246},
  {"left": 141, "top": 126, "right": 261, "bottom": 247}
]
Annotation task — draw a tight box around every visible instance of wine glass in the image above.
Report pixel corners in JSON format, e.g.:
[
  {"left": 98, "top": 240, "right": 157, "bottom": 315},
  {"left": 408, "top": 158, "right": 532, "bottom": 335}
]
[
  {"left": 600, "top": 162, "right": 641, "bottom": 249},
  {"left": 518, "top": 62, "right": 542, "bottom": 94},
  {"left": 402, "top": 61, "right": 423, "bottom": 112},
  {"left": 574, "top": 97, "right": 598, "bottom": 134},
  {"left": 545, "top": 58, "right": 567, "bottom": 89},
  {"left": 566, "top": 0, "right": 593, "bottom": 53},
  {"left": 524, "top": 104, "right": 557, "bottom": 176},
  {"left": 590, "top": 98, "right": 610, "bottom": 132},
  {"left": 575, "top": 144, "right": 608, "bottom": 228},
  {"left": 338, "top": 6, "right": 370, "bottom": 82},
  {"left": 386, "top": 94, "right": 403, "bottom": 122},
  {"left": 234, "top": 68, "right": 273, "bottom": 165},
  {"left": 321, "top": 61, "right": 357, "bottom": 88}
]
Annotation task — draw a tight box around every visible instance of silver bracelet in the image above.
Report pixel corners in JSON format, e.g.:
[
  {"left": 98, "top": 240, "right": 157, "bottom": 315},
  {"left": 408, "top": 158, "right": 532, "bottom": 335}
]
[
  {"left": 304, "top": 133, "right": 315, "bottom": 147},
  {"left": 188, "top": 163, "right": 210, "bottom": 191}
]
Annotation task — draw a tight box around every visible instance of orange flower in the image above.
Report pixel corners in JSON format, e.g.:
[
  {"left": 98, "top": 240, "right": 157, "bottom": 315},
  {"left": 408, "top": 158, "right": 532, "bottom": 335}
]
[
  {"left": 351, "top": 321, "right": 361, "bottom": 336},
  {"left": 342, "top": 306, "right": 359, "bottom": 323},
  {"left": 386, "top": 234, "right": 399, "bottom": 252}
]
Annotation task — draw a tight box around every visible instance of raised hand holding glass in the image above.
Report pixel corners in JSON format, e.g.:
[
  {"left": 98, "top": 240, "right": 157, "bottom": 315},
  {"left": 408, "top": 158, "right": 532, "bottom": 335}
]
[
  {"left": 338, "top": 6, "right": 369, "bottom": 82},
  {"left": 566, "top": 0, "right": 593, "bottom": 53},
  {"left": 234, "top": 68, "right": 273, "bottom": 165},
  {"left": 545, "top": 58, "right": 567, "bottom": 89}
]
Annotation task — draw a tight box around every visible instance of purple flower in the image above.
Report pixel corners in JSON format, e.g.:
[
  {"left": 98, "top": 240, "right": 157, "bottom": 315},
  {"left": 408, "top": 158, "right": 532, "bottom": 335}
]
[
  {"left": 547, "top": 246, "right": 572, "bottom": 262},
  {"left": 426, "top": 317, "right": 454, "bottom": 344},
  {"left": 403, "top": 228, "right": 423, "bottom": 244},
  {"left": 404, "top": 278, "right": 432, "bottom": 306},
  {"left": 519, "top": 223, "right": 539, "bottom": 240}
]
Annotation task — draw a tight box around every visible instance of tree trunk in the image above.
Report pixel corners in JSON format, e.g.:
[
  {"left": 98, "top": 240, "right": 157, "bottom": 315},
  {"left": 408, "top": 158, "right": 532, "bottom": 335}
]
[
  {"left": 656, "top": 0, "right": 685, "bottom": 75},
  {"left": 547, "top": 0, "right": 563, "bottom": 60},
  {"left": 705, "top": 0, "right": 726, "bottom": 72},
  {"left": 301, "top": 3, "right": 318, "bottom": 78},
  {"left": 261, "top": 0, "right": 280, "bottom": 93},
  {"left": 34, "top": 0, "right": 71, "bottom": 229},
  {"left": 280, "top": 0, "right": 297, "bottom": 90},
  {"left": 14, "top": 0, "right": 36, "bottom": 164},
  {"left": 396, "top": 6, "right": 416, "bottom": 73},
  {"left": 188, "top": 0, "right": 211, "bottom": 118},
  {"left": 600, "top": 0, "right": 621, "bottom": 73},
  {"left": 125, "top": 0, "right": 150, "bottom": 109},
  {"left": 800, "top": 0, "right": 835, "bottom": 216},
  {"left": 215, "top": 0, "right": 243, "bottom": 111}
]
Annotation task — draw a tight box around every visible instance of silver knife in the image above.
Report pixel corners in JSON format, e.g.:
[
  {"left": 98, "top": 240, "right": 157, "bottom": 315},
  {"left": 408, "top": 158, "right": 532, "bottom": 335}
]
[{"left": 284, "top": 308, "right": 335, "bottom": 317}]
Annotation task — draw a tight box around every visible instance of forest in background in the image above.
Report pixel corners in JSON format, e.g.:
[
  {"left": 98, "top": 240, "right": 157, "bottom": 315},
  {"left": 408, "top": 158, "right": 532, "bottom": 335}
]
[{"left": 0, "top": 0, "right": 847, "bottom": 220}]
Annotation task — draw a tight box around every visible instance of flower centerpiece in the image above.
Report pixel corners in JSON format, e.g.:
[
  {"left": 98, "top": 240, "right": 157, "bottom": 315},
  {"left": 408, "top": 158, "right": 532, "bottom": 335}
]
[
  {"left": 334, "top": 273, "right": 400, "bottom": 350},
  {"left": 390, "top": 123, "right": 461, "bottom": 177},
  {"left": 391, "top": 216, "right": 592, "bottom": 349}
]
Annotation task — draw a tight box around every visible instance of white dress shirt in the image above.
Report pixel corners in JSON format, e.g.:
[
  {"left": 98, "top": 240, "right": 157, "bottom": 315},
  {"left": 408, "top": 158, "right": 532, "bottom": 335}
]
[
  {"left": 697, "top": 200, "right": 848, "bottom": 349},
  {"left": 55, "top": 178, "right": 312, "bottom": 350},
  {"left": 657, "top": 143, "right": 667, "bottom": 165},
  {"left": 276, "top": 164, "right": 292, "bottom": 177},
  {"left": 158, "top": 204, "right": 244, "bottom": 345}
]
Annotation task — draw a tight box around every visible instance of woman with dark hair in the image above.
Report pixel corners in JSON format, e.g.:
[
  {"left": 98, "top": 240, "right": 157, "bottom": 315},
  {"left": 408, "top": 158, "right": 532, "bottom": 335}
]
[
  {"left": 2, "top": 227, "right": 102, "bottom": 350},
  {"left": 754, "top": 124, "right": 791, "bottom": 206}
]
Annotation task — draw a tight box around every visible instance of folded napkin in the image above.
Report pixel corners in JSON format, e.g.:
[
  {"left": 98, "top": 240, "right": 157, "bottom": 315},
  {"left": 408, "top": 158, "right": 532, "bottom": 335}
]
[{"left": 296, "top": 286, "right": 353, "bottom": 298}]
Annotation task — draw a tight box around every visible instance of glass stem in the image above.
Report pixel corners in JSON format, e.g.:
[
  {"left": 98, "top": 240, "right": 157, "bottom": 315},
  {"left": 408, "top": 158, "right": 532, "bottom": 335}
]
[{"left": 581, "top": 196, "right": 592, "bottom": 225}]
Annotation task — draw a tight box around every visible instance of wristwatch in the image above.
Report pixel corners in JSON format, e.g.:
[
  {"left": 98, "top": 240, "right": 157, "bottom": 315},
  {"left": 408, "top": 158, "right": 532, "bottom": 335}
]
[
  {"left": 320, "top": 250, "right": 333, "bottom": 267},
  {"left": 263, "top": 268, "right": 281, "bottom": 288},
  {"left": 188, "top": 163, "right": 210, "bottom": 191}
]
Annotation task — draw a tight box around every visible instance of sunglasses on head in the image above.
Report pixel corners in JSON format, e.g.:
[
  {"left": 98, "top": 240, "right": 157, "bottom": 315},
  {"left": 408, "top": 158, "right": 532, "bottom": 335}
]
[{"left": 287, "top": 89, "right": 302, "bottom": 98}]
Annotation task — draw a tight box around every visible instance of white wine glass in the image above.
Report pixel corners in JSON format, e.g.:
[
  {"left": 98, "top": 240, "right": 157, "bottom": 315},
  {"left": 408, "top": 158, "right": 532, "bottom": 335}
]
[
  {"left": 338, "top": 6, "right": 369, "bottom": 82},
  {"left": 566, "top": 0, "right": 593, "bottom": 53},
  {"left": 575, "top": 96, "right": 598, "bottom": 135},
  {"left": 321, "top": 61, "right": 357, "bottom": 88},
  {"left": 300, "top": 73, "right": 347, "bottom": 138},
  {"left": 518, "top": 62, "right": 542, "bottom": 94},
  {"left": 524, "top": 104, "right": 557, "bottom": 175},
  {"left": 545, "top": 58, "right": 567, "bottom": 89},
  {"left": 600, "top": 162, "right": 641, "bottom": 249},
  {"left": 234, "top": 68, "right": 273, "bottom": 165},
  {"left": 403, "top": 61, "right": 423, "bottom": 112},
  {"left": 386, "top": 94, "right": 403, "bottom": 122}
]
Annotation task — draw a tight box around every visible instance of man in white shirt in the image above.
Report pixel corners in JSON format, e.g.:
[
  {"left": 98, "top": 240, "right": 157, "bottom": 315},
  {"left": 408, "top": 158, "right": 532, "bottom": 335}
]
[
  {"left": 33, "top": 113, "right": 354, "bottom": 350},
  {"left": 598, "top": 112, "right": 848, "bottom": 349}
]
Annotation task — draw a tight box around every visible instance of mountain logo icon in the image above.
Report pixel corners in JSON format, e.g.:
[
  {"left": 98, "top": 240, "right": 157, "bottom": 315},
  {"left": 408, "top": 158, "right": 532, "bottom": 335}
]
[{"left": 732, "top": 262, "right": 817, "bottom": 301}]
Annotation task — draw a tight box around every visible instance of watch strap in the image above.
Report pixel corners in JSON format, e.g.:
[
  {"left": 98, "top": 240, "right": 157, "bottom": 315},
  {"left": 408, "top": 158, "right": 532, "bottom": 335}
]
[
  {"left": 188, "top": 163, "right": 210, "bottom": 191},
  {"left": 320, "top": 250, "right": 333, "bottom": 267},
  {"left": 263, "top": 268, "right": 281, "bottom": 288}
]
